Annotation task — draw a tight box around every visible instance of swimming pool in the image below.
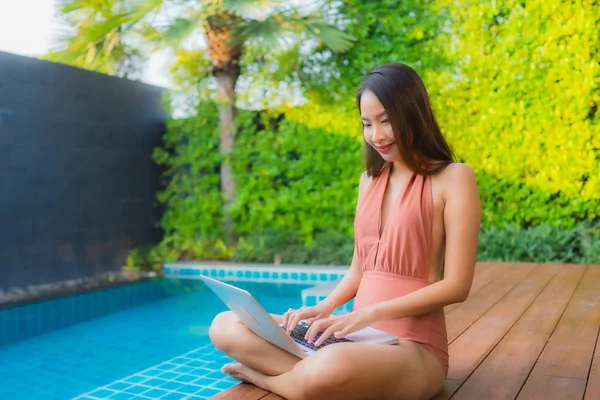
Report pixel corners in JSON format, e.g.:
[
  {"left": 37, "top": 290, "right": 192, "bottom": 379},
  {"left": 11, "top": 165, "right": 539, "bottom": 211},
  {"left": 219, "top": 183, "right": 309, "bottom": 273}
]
[{"left": 0, "top": 267, "right": 335, "bottom": 400}]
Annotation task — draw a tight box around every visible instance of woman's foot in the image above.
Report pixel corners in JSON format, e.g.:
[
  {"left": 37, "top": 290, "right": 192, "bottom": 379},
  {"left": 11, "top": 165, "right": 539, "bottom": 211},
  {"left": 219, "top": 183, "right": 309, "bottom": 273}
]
[{"left": 221, "top": 362, "right": 267, "bottom": 387}]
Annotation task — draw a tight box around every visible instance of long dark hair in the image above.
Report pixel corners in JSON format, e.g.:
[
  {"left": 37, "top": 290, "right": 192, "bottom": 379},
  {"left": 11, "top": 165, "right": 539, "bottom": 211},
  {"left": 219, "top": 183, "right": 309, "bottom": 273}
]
[{"left": 356, "top": 63, "right": 455, "bottom": 177}]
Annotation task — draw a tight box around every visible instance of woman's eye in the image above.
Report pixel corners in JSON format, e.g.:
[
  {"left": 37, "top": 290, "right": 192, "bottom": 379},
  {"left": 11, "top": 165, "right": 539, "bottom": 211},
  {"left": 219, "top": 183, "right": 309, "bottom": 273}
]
[
  {"left": 363, "top": 123, "right": 372, "bottom": 128},
  {"left": 381, "top": 120, "right": 389, "bottom": 124}
]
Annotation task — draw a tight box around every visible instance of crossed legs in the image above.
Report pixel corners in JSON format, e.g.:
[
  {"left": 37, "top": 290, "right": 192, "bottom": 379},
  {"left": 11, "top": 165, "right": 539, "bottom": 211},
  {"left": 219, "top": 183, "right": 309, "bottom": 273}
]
[{"left": 209, "top": 311, "right": 445, "bottom": 400}]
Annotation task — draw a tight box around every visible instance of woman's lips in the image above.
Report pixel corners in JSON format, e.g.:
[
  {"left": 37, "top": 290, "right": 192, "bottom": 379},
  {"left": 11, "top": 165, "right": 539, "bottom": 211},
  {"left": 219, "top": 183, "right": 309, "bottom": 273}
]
[{"left": 375, "top": 143, "right": 395, "bottom": 153}]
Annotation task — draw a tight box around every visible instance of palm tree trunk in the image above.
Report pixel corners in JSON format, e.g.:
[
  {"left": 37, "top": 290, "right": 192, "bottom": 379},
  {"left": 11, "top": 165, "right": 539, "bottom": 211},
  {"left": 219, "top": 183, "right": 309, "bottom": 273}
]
[{"left": 215, "top": 70, "right": 239, "bottom": 240}]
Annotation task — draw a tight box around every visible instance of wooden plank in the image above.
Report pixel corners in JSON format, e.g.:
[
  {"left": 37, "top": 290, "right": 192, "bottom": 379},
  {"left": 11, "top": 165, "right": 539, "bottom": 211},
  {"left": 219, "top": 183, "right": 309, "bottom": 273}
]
[
  {"left": 518, "top": 265, "right": 600, "bottom": 400},
  {"left": 516, "top": 376, "right": 586, "bottom": 400},
  {"left": 211, "top": 383, "right": 270, "bottom": 400},
  {"left": 445, "top": 263, "right": 562, "bottom": 397},
  {"left": 451, "top": 264, "right": 586, "bottom": 400},
  {"left": 445, "top": 263, "right": 537, "bottom": 343},
  {"left": 261, "top": 394, "right": 286, "bottom": 400},
  {"left": 584, "top": 330, "right": 600, "bottom": 400},
  {"left": 445, "top": 262, "right": 505, "bottom": 314}
]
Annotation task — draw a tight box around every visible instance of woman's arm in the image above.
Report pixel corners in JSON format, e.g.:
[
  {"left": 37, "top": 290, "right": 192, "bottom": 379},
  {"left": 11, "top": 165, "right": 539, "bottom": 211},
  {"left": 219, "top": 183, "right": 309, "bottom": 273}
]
[
  {"left": 319, "top": 247, "right": 363, "bottom": 313},
  {"left": 366, "top": 163, "right": 481, "bottom": 322}
]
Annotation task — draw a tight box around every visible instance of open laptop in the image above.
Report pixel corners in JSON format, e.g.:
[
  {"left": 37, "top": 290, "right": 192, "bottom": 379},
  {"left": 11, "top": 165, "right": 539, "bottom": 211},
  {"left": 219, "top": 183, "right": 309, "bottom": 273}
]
[{"left": 199, "top": 274, "right": 398, "bottom": 359}]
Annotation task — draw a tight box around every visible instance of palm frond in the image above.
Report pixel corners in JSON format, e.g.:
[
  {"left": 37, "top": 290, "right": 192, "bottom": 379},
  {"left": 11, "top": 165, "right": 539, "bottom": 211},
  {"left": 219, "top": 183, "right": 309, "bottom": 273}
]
[
  {"left": 301, "top": 17, "right": 356, "bottom": 53},
  {"left": 236, "top": 14, "right": 289, "bottom": 50},
  {"left": 222, "top": 0, "right": 284, "bottom": 15},
  {"left": 57, "top": 0, "right": 114, "bottom": 14},
  {"left": 237, "top": 12, "right": 356, "bottom": 53},
  {"left": 163, "top": 17, "right": 197, "bottom": 42}
]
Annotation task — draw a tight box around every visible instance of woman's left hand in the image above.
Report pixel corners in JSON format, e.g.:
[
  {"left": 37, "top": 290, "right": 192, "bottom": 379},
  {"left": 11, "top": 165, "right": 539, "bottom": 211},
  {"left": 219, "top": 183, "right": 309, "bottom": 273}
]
[{"left": 304, "top": 308, "right": 376, "bottom": 347}]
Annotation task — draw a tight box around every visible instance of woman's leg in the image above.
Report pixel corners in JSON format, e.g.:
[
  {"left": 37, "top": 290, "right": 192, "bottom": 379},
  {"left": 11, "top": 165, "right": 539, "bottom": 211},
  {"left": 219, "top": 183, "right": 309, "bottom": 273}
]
[
  {"left": 224, "top": 340, "right": 446, "bottom": 400},
  {"left": 208, "top": 311, "right": 301, "bottom": 375}
]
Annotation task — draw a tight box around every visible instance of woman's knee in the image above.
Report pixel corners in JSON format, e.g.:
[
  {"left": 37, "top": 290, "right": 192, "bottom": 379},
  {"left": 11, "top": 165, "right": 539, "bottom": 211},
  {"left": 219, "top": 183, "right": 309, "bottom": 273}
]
[
  {"left": 300, "top": 349, "right": 354, "bottom": 399},
  {"left": 208, "top": 311, "right": 239, "bottom": 352}
]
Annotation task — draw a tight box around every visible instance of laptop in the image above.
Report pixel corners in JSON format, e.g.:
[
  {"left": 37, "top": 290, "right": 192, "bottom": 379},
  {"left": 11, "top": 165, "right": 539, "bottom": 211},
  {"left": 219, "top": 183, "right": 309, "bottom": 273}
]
[{"left": 199, "top": 274, "right": 398, "bottom": 359}]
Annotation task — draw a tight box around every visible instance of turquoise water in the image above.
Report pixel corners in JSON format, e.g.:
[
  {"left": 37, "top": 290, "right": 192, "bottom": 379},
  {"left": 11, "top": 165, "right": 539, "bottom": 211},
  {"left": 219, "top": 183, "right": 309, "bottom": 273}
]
[{"left": 0, "top": 279, "right": 310, "bottom": 400}]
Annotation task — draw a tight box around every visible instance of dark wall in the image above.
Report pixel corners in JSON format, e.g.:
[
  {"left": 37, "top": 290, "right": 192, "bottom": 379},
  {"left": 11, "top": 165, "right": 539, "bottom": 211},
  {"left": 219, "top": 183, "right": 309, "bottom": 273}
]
[{"left": 0, "top": 51, "right": 165, "bottom": 290}]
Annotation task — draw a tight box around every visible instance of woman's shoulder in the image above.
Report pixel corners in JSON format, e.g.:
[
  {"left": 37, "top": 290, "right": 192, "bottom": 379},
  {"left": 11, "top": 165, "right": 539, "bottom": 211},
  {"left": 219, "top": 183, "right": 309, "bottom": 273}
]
[
  {"left": 438, "top": 162, "right": 476, "bottom": 181},
  {"left": 434, "top": 162, "right": 479, "bottom": 203}
]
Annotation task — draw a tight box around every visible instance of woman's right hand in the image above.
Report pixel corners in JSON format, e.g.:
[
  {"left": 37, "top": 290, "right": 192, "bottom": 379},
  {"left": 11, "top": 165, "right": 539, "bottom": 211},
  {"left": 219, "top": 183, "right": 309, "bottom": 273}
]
[{"left": 282, "top": 302, "right": 335, "bottom": 334}]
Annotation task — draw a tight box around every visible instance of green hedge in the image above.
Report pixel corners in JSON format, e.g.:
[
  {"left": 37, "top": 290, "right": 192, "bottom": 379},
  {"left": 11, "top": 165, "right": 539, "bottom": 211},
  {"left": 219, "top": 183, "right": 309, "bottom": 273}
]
[
  {"left": 133, "top": 105, "right": 599, "bottom": 271},
  {"left": 127, "top": 0, "right": 600, "bottom": 270},
  {"left": 294, "top": 0, "right": 600, "bottom": 228}
]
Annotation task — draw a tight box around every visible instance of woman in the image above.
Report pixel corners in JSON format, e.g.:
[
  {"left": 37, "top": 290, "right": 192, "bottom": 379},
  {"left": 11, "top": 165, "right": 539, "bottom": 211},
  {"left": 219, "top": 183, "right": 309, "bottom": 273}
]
[{"left": 209, "top": 62, "right": 481, "bottom": 400}]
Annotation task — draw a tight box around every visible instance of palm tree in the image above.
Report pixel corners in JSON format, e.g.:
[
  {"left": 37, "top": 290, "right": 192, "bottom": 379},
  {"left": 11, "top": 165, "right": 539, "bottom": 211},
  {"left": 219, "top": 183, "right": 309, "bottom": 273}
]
[{"left": 48, "top": 0, "right": 355, "bottom": 238}]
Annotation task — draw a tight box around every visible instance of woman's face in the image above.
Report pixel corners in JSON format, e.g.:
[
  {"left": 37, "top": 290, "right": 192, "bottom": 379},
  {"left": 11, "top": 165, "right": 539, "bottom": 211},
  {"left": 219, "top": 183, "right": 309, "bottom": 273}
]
[{"left": 360, "top": 90, "right": 400, "bottom": 161}]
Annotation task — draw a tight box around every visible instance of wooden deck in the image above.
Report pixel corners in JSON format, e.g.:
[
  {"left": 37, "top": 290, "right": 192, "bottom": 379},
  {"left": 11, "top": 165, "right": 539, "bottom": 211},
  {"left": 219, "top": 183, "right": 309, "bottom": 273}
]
[{"left": 212, "top": 262, "right": 600, "bottom": 400}]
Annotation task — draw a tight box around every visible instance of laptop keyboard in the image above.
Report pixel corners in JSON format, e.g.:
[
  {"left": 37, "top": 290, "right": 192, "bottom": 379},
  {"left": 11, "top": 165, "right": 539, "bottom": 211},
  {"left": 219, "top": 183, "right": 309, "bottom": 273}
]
[{"left": 284, "top": 321, "right": 352, "bottom": 350}]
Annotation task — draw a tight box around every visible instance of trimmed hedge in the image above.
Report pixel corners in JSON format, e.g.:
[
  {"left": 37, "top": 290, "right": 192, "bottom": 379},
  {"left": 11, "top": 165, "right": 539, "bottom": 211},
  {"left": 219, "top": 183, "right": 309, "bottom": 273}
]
[{"left": 127, "top": 0, "right": 600, "bottom": 270}]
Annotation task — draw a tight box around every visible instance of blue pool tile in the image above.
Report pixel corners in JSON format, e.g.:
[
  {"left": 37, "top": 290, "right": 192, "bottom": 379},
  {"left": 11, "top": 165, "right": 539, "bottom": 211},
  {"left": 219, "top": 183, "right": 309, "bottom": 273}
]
[
  {"left": 320, "top": 273, "right": 328, "bottom": 280},
  {"left": 171, "top": 357, "right": 190, "bottom": 365},
  {"left": 161, "top": 393, "right": 187, "bottom": 400},
  {"left": 189, "top": 367, "right": 213, "bottom": 376},
  {"left": 160, "top": 381, "right": 184, "bottom": 391},
  {"left": 156, "top": 363, "right": 177, "bottom": 370},
  {"left": 310, "top": 273, "right": 318, "bottom": 281},
  {"left": 89, "top": 388, "right": 118, "bottom": 398},
  {"left": 206, "top": 371, "right": 223, "bottom": 379},
  {"left": 291, "top": 272, "right": 298, "bottom": 280},
  {"left": 123, "top": 385, "right": 149, "bottom": 395},
  {"left": 141, "top": 368, "right": 164, "bottom": 377},
  {"left": 282, "top": 272, "right": 289, "bottom": 279},
  {"left": 158, "top": 372, "right": 180, "bottom": 380},
  {"left": 300, "top": 272, "right": 308, "bottom": 280},
  {"left": 142, "top": 388, "right": 170, "bottom": 398},
  {"left": 198, "top": 388, "right": 221, "bottom": 397},
  {"left": 236, "top": 271, "right": 243, "bottom": 277},
  {"left": 174, "top": 374, "right": 197, "bottom": 383},
  {"left": 174, "top": 365, "right": 195, "bottom": 373},
  {"left": 143, "top": 378, "right": 169, "bottom": 387},
  {"left": 272, "top": 272, "right": 279, "bottom": 279},
  {"left": 106, "top": 382, "right": 131, "bottom": 391},
  {"left": 109, "top": 392, "right": 136, "bottom": 400},
  {"left": 191, "top": 377, "right": 217, "bottom": 386},
  {"left": 124, "top": 376, "right": 146, "bottom": 384},
  {"left": 177, "top": 384, "right": 202, "bottom": 394},
  {"left": 186, "top": 360, "right": 208, "bottom": 368},
  {"left": 212, "top": 380, "right": 236, "bottom": 390}
]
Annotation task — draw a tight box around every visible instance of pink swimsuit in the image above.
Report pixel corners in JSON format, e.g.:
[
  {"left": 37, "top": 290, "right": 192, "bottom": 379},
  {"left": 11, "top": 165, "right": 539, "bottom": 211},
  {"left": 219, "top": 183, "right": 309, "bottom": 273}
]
[{"left": 352, "top": 162, "right": 449, "bottom": 375}]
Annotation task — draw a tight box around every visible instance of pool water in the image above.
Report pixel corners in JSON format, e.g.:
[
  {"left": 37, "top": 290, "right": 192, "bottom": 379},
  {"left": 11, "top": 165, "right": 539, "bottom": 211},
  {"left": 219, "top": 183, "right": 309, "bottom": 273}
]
[{"left": 0, "top": 279, "right": 311, "bottom": 400}]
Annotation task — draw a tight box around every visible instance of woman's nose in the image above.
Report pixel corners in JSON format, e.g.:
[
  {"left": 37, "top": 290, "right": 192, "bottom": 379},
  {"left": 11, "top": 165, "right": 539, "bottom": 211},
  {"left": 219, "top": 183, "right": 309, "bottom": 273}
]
[{"left": 371, "top": 125, "right": 384, "bottom": 143}]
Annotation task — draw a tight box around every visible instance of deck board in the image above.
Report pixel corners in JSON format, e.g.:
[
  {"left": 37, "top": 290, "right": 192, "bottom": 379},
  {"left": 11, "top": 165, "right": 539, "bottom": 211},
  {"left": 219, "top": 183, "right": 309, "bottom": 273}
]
[
  {"left": 451, "top": 264, "right": 586, "bottom": 400},
  {"left": 443, "top": 263, "right": 561, "bottom": 398},
  {"left": 445, "top": 263, "right": 536, "bottom": 342},
  {"left": 584, "top": 332, "right": 600, "bottom": 400},
  {"left": 210, "top": 263, "right": 599, "bottom": 400},
  {"left": 517, "top": 265, "right": 600, "bottom": 400}
]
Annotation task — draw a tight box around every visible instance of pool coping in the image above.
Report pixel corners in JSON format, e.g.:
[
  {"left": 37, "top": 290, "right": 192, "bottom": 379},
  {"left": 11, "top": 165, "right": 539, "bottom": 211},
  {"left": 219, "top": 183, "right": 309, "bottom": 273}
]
[
  {"left": 0, "top": 271, "right": 159, "bottom": 311},
  {"left": 163, "top": 261, "right": 349, "bottom": 284}
]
